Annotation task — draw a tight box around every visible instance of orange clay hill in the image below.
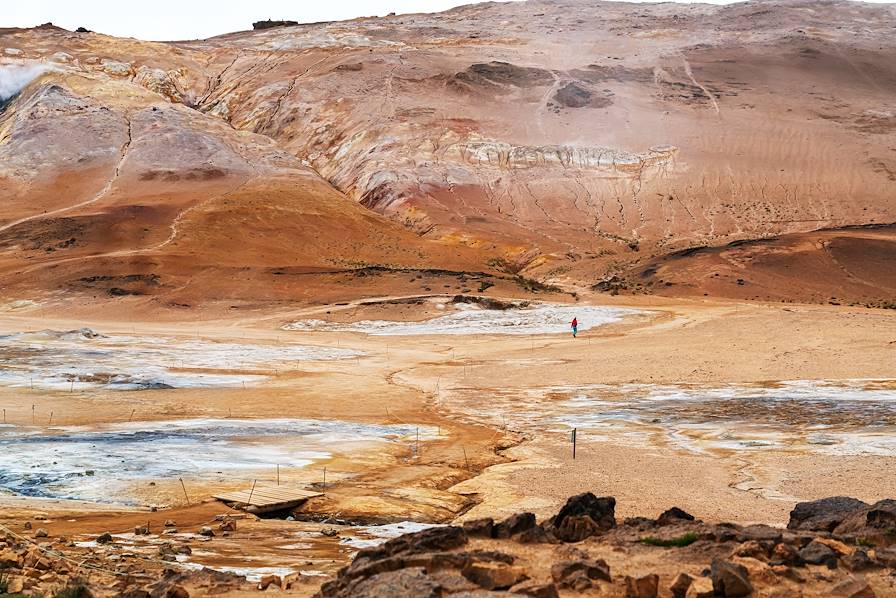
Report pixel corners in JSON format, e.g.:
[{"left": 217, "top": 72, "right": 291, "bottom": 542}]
[{"left": 1, "top": 0, "right": 894, "bottom": 315}]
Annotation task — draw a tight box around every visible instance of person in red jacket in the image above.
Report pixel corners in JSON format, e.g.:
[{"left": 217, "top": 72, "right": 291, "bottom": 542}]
[{"left": 571, "top": 317, "right": 578, "bottom": 338}]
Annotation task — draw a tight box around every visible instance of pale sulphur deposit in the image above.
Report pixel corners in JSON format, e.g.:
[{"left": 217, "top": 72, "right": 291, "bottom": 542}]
[
  {"left": 0, "top": 418, "right": 432, "bottom": 504},
  {"left": 285, "top": 303, "right": 641, "bottom": 336},
  {"left": 0, "top": 328, "right": 361, "bottom": 390}
]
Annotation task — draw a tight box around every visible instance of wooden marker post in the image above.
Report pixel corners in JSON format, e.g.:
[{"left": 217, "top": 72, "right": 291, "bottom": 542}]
[
  {"left": 179, "top": 478, "right": 190, "bottom": 505},
  {"left": 572, "top": 428, "right": 577, "bottom": 459}
]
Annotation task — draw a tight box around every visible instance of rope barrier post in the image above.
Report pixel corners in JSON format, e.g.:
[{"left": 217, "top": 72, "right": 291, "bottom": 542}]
[
  {"left": 572, "top": 428, "right": 577, "bottom": 459},
  {"left": 246, "top": 479, "right": 258, "bottom": 509},
  {"left": 179, "top": 478, "right": 190, "bottom": 505}
]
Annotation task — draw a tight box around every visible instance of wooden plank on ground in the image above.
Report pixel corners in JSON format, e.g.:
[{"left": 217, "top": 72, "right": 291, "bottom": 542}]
[{"left": 213, "top": 487, "right": 322, "bottom": 508}]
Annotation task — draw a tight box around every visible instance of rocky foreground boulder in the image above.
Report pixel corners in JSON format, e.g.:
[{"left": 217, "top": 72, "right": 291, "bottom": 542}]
[
  {"left": 318, "top": 492, "right": 896, "bottom": 597},
  {"left": 2, "top": 493, "right": 894, "bottom": 596}
]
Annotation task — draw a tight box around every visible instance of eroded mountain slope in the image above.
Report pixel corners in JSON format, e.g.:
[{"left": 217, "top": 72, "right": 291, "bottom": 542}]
[{"left": 1, "top": 0, "right": 894, "bottom": 308}]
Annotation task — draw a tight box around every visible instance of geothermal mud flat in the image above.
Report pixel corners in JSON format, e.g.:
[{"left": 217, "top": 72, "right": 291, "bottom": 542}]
[
  {"left": 0, "top": 297, "right": 894, "bottom": 592},
  {"left": 0, "top": 300, "right": 650, "bottom": 582}
]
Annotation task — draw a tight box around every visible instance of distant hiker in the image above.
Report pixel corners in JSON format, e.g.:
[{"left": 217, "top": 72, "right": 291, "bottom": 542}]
[{"left": 571, "top": 317, "right": 578, "bottom": 338}]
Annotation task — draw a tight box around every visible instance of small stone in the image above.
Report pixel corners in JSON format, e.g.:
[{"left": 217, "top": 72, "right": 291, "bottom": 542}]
[
  {"left": 96, "top": 532, "right": 113, "bottom": 544},
  {"left": 134, "top": 526, "right": 149, "bottom": 535},
  {"left": 34, "top": 528, "right": 48, "bottom": 538},
  {"left": 33, "top": 557, "right": 51, "bottom": 570},
  {"left": 164, "top": 519, "right": 176, "bottom": 527},
  {"left": 685, "top": 577, "right": 714, "bottom": 598},
  {"left": 511, "top": 582, "right": 560, "bottom": 598},
  {"left": 770, "top": 542, "right": 803, "bottom": 566},
  {"left": 198, "top": 526, "right": 215, "bottom": 537},
  {"left": 258, "top": 574, "right": 281, "bottom": 590},
  {"left": 710, "top": 559, "right": 753, "bottom": 597},
  {"left": 799, "top": 539, "right": 838, "bottom": 566},
  {"left": 551, "top": 558, "right": 611, "bottom": 585},
  {"left": 219, "top": 519, "right": 237, "bottom": 532},
  {"left": 843, "top": 549, "right": 873, "bottom": 572},
  {"left": 23, "top": 522, "right": 32, "bottom": 530},
  {"left": 0, "top": 549, "right": 24, "bottom": 568},
  {"left": 625, "top": 573, "right": 659, "bottom": 598},
  {"left": 770, "top": 564, "right": 803, "bottom": 582},
  {"left": 321, "top": 528, "right": 339, "bottom": 537},
  {"left": 670, "top": 572, "right": 693, "bottom": 598},
  {"left": 462, "top": 561, "right": 528, "bottom": 590},
  {"left": 831, "top": 577, "right": 876, "bottom": 598},
  {"left": 814, "top": 537, "right": 853, "bottom": 556},
  {"left": 658, "top": 507, "right": 695, "bottom": 525},
  {"left": 7, "top": 577, "right": 25, "bottom": 593},
  {"left": 732, "top": 540, "right": 769, "bottom": 560}
]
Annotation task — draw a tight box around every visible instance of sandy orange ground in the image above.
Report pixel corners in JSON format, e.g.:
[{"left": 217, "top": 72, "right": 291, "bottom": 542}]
[{"left": 0, "top": 294, "right": 894, "bottom": 591}]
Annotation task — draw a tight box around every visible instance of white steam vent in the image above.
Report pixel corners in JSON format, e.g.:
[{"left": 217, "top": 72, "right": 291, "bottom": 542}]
[{"left": 0, "top": 62, "right": 52, "bottom": 102}]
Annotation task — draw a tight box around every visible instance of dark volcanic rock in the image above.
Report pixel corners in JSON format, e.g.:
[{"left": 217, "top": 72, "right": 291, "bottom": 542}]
[
  {"left": 554, "top": 515, "right": 601, "bottom": 543},
  {"left": 515, "top": 523, "right": 559, "bottom": 544},
  {"left": 550, "top": 558, "right": 611, "bottom": 586},
  {"left": 346, "top": 567, "right": 440, "bottom": 598},
  {"left": 354, "top": 526, "right": 468, "bottom": 566},
  {"left": 788, "top": 497, "right": 869, "bottom": 532},
  {"left": 553, "top": 493, "right": 616, "bottom": 531},
  {"left": 874, "top": 547, "right": 896, "bottom": 568},
  {"left": 494, "top": 512, "right": 536, "bottom": 539},
  {"left": 798, "top": 540, "right": 838, "bottom": 567},
  {"left": 461, "top": 561, "right": 528, "bottom": 590},
  {"left": 252, "top": 19, "right": 299, "bottom": 30},
  {"left": 736, "top": 524, "right": 783, "bottom": 544},
  {"left": 842, "top": 549, "right": 874, "bottom": 572},
  {"left": 511, "top": 582, "right": 560, "bottom": 598},
  {"left": 770, "top": 542, "right": 804, "bottom": 566},
  {"left": 834, "top": 499, "right": 896, "bottom": 538},
  {"left": 710, "top": 559, "right": 753, "bottom": 597},
  {"left": 462, "top": 518, "right": 495, "bottom": 538},
  {"left": 657, "top": 507, "right": 695, "bottom": 525}
]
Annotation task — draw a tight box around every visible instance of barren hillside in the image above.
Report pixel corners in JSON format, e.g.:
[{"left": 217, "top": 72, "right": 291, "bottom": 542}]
[{"left": 1, "top": 0, "right": 894, "bottom": 310}]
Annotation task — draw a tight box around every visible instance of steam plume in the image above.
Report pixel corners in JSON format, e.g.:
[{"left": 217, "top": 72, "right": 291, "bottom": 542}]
[{"left": 0, "top": 62, "right": 52, "bottom": 102}]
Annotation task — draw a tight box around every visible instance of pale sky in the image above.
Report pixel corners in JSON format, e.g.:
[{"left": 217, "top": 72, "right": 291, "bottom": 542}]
[{"left": 3, "top": 0, "right": 891, "bottom": 41}]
